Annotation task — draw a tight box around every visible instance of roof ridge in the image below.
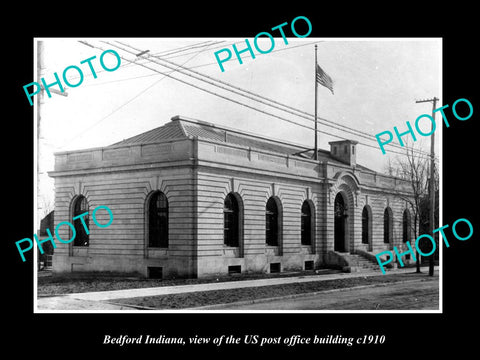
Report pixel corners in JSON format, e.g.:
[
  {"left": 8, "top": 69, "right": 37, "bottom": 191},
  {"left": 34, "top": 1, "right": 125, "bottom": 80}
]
[
  {"left": 175, "top": 118, "right": 189, "bottom": 138},
  {"left": 172, "top": 115, "right": 310, "bottom": 151},
  {"left": 109, "top": 120, "right": 187, "bottom": 147}
]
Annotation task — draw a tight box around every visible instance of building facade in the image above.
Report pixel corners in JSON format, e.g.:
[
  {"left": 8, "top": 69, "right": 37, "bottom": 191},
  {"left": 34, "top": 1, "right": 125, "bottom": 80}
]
[{"left": 48, "top": 116, "right": 416, "bottom": 278}]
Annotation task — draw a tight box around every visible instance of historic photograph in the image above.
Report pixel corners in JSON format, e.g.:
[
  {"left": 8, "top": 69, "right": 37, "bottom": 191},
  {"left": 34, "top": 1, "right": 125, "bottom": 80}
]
[{"left": 33, "top": 37, "right": 441, "bottom": 312}]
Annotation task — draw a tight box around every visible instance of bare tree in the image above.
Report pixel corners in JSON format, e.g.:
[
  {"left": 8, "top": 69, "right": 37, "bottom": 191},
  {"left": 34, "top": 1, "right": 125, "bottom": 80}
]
[
  {"left": 390, "top": 141, "right": 438, "bottom": 272},
  {"left": 39, "top": 195, "right": 54, "bottom": 219}
]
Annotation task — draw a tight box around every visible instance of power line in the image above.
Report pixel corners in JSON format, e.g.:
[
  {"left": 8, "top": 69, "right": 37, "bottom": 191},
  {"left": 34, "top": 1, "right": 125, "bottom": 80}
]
[
  {"left": 79, "top": 40, "right": 429, "bottom": 158},
  {"left": 162, "top": 40, "right": 240, "bottom": 59},
  {"left": 82, "top": 41, "right": 327, "bottom": 87},
  {"left": 117, "top": 41, "right": 374, "bottom": 141},
  {"left": 80, "top": 60, "right": 220, "bottom": 88},
  {"left": 106, "top": 41, "right": 433, "bottom": 159},
  {"left": 60, "top": 41, "right": 220, "bottom": 149},
  {"left": 151, "top": 40, "right": 221, "bottom": 56},
  {"left": 84, "top": 41, "right": 346, "bottom": 138},
  {"left": 58, "top": 78, "right": 164, "bottom": 148},
  {"left": 66, "top": 41, "right": 222, "bottom": 82},
  {"left": 80, "top": 59, "right": 233, "bottom": 88},
  {"left": 113, "top": 40, "right": 431, "bottom": 157},
  {"left": 161, "top": 39, "right": 324, "bottom": 61},
  {"left": 154, "top": 40, "right": 225, "bottom": 58}
]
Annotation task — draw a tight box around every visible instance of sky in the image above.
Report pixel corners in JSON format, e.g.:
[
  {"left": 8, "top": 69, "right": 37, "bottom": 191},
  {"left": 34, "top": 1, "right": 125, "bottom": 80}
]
[{"left": 34, "top": 37, "right": 442, "bottom": 224}]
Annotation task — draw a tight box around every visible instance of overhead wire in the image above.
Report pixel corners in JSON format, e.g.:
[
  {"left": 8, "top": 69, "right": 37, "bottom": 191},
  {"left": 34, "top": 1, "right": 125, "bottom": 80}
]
[
  {"left": 153, "top": 40, "right": 225, "bottom": 57},
  {"left": 66, "top": 40, "right": 223, "bottom": 82},
  {"left": 79, "top": 40, "right": 432, "bottom": 159},
  {"left": 112, "top": 40, "right": 431, "bottom": 158},
  {"left": 150, "top": 40, "right": 220, "bottom": 56},
  {"left": 114, "top": 40, "right": 376, "bottom": 142},
  {"left": 59, "top": 41, "right": 221, "bottom": 149},
  {"left": 82, "top": 41, "right": 324, "bottom": 87}
]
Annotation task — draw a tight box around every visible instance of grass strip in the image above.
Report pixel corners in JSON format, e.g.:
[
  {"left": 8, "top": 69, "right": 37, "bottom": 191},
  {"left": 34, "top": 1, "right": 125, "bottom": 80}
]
[{"left": 109, "top": 273, "right": 436, "bottom": 309}]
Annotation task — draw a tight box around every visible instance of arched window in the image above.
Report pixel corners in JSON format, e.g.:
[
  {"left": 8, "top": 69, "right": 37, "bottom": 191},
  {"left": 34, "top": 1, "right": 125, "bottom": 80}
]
[
  {"left": 384, "top": 207, "right": 393, "bottom": 244},
  {"left": 148, "top": 191, "right": 169, "bottom": 248},
  {"left": 301, "top": 201, "right": 312, "bottom": 245},
  {"left": 362, "top": 206, "right": 369, "bottom": 244},
  {"left": 266, "top": 197, "right": 279, "bottom": 246},
  {"left": 403, "top": 209, "right": 410, "bottom": 243},
  {"left": 73, "top": 195, "right": 89, "bottom": 247},
  {"left": 224, "top": 193, "right": 239, "bottom": 247},
  {"left": 334, "top": 193, "right": 347, "bottom": 252}
]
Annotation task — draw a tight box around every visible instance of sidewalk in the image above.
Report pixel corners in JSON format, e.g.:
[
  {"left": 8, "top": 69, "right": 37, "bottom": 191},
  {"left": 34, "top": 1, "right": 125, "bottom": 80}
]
[{"left": 36, "top": 266, "right": 440, "bottom": 311}]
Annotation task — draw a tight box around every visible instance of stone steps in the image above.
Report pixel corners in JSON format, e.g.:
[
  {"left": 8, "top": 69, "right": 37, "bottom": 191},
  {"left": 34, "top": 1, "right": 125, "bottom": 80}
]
[{"left": 340, "top": 253, "right": 383, "bottom": 272}]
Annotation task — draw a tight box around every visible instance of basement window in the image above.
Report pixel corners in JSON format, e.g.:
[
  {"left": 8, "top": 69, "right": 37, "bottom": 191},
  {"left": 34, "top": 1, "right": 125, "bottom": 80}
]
[
  {"left": 228, "top": 265, "right": 241, "bottom": 275},
  {"left": 148, "top": 266, "right": 163, "bottom": 279},
  {"left": 270, "top": 263, "right": 281, "bottom": 273},
  {"left": 304, "top": 260, "right": 314, "bottom": 271}
]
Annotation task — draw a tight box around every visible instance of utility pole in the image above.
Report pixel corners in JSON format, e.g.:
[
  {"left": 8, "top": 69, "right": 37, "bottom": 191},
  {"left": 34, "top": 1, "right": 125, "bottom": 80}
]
[
  {"left": 415, "top": 97, "right": 438, "bottom": 277},
  {"left": 36, "top": 40, "right": 44, "bottom": 271},
  {"left": 36, "top": 41, "right": 68, "bottom": 223},
  {"left": 37, "top": 40, "right": 44, "bottom": 229},
  {"left": 314, "top": 44, "right": 318, "bottom": 161}
]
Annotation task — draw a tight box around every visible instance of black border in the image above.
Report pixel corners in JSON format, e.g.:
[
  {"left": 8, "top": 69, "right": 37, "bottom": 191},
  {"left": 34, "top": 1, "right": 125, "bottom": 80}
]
[{"left": 8, "top": 5, "right": 479, "bottom": 356}]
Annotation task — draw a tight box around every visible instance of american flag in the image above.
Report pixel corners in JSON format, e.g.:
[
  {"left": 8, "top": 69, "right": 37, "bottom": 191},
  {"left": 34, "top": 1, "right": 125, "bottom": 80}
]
[{"left": 316, "top": 63, "right": 334, "bottom": 95}]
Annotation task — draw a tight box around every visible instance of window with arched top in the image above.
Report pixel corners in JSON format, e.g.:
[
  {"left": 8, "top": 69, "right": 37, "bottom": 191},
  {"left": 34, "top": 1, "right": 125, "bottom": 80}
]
[
  {"left": 301, "top": 200, "right": 313, "bottom": 246},
  {"left": 403, "top": 209, "right": 411, "bottom": 243},
  {"left": 266, "top": 197, "right": 280, "bottom": 246},
  {"left": 148, "top": 191, "right": 169, "bottom": 248},
  {"left": 384, "top": 207, "right": 393, "bottom": 244},
  {"left": 362, "top": 206, "right": 370, "bottom": 245},
  {"left": 73, "top": 195, "right": 89, "bottom": 247},
  {"left": 224, "top": 193, "right": 240, "bottom": 247}
]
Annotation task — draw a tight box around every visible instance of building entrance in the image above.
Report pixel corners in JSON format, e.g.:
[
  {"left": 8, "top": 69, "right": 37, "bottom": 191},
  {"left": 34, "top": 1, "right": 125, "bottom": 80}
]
[{"left": 334, "top": 193, "right": 347, "bottom": 252}]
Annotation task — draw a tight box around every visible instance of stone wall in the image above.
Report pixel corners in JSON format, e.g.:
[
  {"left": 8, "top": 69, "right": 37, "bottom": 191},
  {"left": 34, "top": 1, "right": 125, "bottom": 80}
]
[
  {"left": 51, "top": 167, "right": 197, "bottom": 278},
  {"left": 49, "top": 135, "right": 416, "bottom": 278}
]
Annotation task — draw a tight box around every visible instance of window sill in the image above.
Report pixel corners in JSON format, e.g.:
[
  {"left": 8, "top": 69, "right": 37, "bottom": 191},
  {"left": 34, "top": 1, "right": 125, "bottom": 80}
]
[
  {"left": 71, "top": 246, "right": 88, "bottom": 257},
  {"left": 265, "top": 245, "right": 281, "bottom": 256},
  {"left": 222, "top": 246, "right": 240, "bottom": 257},
  {"left": 300, "top": 244, "right": 314, "bottom": 254},
  {"left": 147, "top": 247, "right": 169, "bottom": 258}
]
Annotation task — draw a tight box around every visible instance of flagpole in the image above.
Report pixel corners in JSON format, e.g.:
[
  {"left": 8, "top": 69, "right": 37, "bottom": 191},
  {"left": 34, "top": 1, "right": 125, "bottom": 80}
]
[{"left": 314, "top": 44, "right": 318, "bottom": 161}]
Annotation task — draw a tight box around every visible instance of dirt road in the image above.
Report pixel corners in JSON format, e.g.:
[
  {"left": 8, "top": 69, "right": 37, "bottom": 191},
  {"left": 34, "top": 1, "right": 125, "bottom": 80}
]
[{"left": 199, "top": 279, "right": 439, "bottom": 310}]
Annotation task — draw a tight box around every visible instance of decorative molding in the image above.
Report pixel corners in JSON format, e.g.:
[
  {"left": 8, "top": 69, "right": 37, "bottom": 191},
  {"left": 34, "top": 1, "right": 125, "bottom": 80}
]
[
  {"left": 141, "top": 143, "right": 173, "bottom": 157},
  {"left": 148, "top": 175, "right": 164, "bottom": 194},
  {"left": 215, "top": 145, "right": 249, "bottom": 158},
  {"left": 355, "top": 190, "right": 361, "bottom": 207},
  {"left": 328, "top": 183, "right": 335, "bottom": 205},
  {"left": 258, "top": 153, "right": 286, "bottom": 165},
  {"left": 227, "top": 177, "right": 241, "bottom": 194},
  {"left": 75, "top": 180, "right": 84, "bottom": 196}
]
